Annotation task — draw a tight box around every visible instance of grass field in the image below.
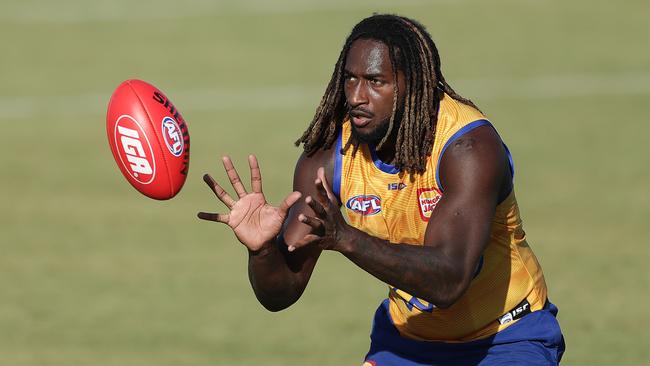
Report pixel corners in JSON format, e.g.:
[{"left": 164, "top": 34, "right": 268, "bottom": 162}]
[{"left": 1, "top": 0, "right": 649, "bottom": 364}]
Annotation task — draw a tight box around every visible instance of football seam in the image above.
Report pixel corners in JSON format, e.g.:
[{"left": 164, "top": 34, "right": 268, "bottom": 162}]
[{"left": 127, "top": 80, "right": 175, "bottom": 199}]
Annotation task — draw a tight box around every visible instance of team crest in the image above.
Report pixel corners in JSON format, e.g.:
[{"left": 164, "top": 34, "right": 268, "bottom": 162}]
[
  {"left": 346, "top": 195, "right": 381, "bottom": 216},
  {"left": 161, "top": 116, "right": 184, "bottom": 157},
  {"left": 417, "top": 187, "right": 442, "bottom": 221}
]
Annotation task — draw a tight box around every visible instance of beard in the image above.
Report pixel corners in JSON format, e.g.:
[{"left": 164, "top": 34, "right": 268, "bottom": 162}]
[
  {"left": 349, "top": 107, "right": 403, "bottom": 147},
  {"left": 350, "top": 118, "right": 391, "bottom": 145}
]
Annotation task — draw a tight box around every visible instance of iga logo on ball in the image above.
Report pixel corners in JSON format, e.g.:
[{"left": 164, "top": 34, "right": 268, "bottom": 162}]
[
  {"left": 114, "top": 115, "right": 156, "bottom": 184},
  {"left": 161, "top": 116, "right": 184, "bottom": 157}
]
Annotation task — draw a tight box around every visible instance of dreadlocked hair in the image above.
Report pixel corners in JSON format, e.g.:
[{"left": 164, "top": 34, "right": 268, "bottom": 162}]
[{"left": 295, "top": 14, "right": 481, "bottom": 174}]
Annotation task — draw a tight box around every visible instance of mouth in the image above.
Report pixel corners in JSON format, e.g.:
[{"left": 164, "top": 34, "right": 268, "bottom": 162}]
[
  {"left": 350, "top": 109, "right": 373, "bottom": 128},
  {"left": 351, "top": 115, "right": 372, "bottom": 128}
]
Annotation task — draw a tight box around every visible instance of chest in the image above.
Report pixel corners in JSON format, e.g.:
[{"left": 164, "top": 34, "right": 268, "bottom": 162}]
[{"left": 340, "top": 162, "right": 442, "bottom": 245}]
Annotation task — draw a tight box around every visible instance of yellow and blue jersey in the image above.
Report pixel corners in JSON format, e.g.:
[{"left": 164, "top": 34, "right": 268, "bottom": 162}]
[{"left": 333, "top": 94, "right": 548, "bottom": 342}]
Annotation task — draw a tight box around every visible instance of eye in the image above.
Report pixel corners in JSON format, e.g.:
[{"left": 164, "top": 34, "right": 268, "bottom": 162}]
[
  {"left": 345, "top": 74, "right": 357, "bottom": 83},
  {"left": 370, "top": 78, "right": 384, "bottom": 86}
]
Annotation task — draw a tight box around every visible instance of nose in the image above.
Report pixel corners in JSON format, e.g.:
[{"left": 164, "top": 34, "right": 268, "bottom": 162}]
[{"left": 347, "top": 79, "right": 368, "bottom": 107}]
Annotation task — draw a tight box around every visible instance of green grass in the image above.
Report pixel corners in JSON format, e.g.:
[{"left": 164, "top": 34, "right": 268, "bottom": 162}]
[{"left": 1, "top": 0, "right": 649, "bottom": 364}]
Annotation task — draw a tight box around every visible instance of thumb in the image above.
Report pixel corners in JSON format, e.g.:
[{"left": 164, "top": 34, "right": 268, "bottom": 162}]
[
  {"left": 278, "top": 191, "right": 302, "bottom": 216},
  {"left": 317, "top": 167, "right": 336, "bottom": 202}
]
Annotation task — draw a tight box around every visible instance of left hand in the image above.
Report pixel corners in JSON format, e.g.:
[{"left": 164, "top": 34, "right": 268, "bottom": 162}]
[
  {"left": 289, "top": 167, "right": 356, "bottom": 252},
  {"left": 197, "top": 155, "right": 302, "bottom": 252}
]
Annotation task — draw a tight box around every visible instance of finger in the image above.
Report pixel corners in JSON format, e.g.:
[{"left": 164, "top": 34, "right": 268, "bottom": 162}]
[
  {"left": 305, "top": 195, "right": 327, "bottom": 217},
  {"left": 197, "top": 211, "right": 230, "bottom": 224},
  {"left": 278, "top": 191, "right": 302, "bottom": 217},
  {"left": 288, "top": 234, "right": 321, "bottom": 252},
  {"left": 222, "top": 156, "right": 247, "bottom": 198},
  {"left": 248, "top": 154, "right": 263, "bottom": 193},
  {"left": 298, "top": 213, "right": 324, "bottom": 231},
  {"left": 203, "top": 174, "right": 236, "bottom": 208}
]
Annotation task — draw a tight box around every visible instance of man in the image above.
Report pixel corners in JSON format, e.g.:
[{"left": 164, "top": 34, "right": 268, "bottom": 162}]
[{"left": 198, "top": 14, "right": 565, "bottom": 365}]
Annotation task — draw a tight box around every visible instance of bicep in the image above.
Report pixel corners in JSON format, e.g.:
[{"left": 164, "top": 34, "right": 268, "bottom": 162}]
[{"left": 423, "top": 125, "right": 508, "bottom": 281}]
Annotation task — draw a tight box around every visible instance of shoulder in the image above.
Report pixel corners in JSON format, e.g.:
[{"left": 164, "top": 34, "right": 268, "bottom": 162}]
[
  {"left": 438, "top": 124, "right": 511, "bottom": 201},
  {"left": 294, "top": 145, "right": 337, "bottom": 190},
  {"left": 442, "top": 125, "right": 503, "bottom": 163},
  {"left": 434, "top": 95, "right": 487, "bottom": 147}
]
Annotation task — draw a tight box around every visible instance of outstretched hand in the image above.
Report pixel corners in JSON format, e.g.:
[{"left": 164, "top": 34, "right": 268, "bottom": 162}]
[
  {"left": 290, "top": 167, "right": 356, "bottom": 252},
  {"left": 198, "top": 155, "right": 302, "bottom": 252}
]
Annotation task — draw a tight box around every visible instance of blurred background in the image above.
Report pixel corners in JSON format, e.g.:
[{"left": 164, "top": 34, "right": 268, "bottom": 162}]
[{"left": 1, "top": 0, "right": 648, "bottom": 364}]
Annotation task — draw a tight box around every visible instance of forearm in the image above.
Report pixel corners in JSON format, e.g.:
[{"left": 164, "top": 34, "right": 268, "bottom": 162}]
[
  {"left": 247, "top": 238, "right": 307, "bottom": 311},
  {"left": 336, "top": 229, "right": 466, "bottom": 308}
]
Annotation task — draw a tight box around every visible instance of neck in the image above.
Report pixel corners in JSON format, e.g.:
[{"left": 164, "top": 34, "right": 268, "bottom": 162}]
[{"left": 373, "top": 133, "right": 398, "bottom": 165}]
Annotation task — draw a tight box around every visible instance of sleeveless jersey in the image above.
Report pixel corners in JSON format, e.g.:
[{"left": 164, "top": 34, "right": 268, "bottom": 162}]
[{"left": 332, "top": 94, "right": 548, "bottom": 342}]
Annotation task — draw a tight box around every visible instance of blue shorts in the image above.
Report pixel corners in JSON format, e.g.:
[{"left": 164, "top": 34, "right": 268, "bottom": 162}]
[{"left": 364, "top": 299, "right": 565, "bottom": 366}]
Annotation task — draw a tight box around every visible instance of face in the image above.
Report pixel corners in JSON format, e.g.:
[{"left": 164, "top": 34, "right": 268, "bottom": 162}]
[{"left": 344, "top": 39, "right": 405, "bottom": 145}]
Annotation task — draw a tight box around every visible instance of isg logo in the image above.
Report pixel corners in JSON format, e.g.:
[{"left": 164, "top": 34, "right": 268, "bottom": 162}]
[
  {"left": 114, "top": 115, "right": 156, "bottom": 184},
  {"left": 161, "top": 116, "right": 184, "bottom": 157},
  {"left": 346, "top": 195, "right": 382, "bottom": 216}
]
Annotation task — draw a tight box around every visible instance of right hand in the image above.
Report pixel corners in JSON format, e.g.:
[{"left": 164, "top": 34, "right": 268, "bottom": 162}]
[{"left": 198, "top": 155, "right": 302, "bottom": 252}]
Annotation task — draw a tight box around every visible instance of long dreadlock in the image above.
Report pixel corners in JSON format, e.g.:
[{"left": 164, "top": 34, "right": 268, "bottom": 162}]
[{"left": 295, "top": 14, "right": 481, "bottom": 174}]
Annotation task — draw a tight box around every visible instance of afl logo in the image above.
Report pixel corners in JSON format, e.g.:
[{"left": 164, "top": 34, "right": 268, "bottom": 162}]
[
  {"left": 114, "top": 115, "right": 156, "bottom": 184},
  {"left": 161, "top": 116, "right": 184, "bottom": 157},
  {"left": 417, "top": 187, "right": 442, "bottom": 221},
  {"left": 346, "top": 195, "right": 382, "bottom": 216}
]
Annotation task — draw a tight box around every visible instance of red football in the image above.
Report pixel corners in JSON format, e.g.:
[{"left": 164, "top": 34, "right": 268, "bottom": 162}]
[{"left": 106, "top": 79, "right": 190, "bottom": 200}]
